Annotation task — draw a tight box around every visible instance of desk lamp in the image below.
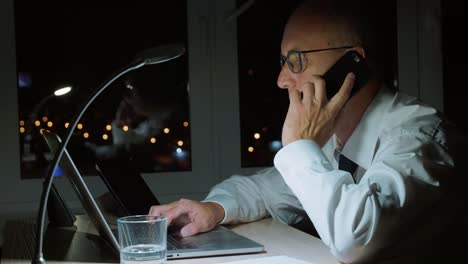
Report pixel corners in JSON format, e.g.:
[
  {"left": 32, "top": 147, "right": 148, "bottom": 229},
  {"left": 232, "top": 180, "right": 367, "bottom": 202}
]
[
  {"left": 26, "top": 86, "right": 73, "bottom": 226},
  {"left": 32, "top": 44, "right": 186, "bottom": 264}
]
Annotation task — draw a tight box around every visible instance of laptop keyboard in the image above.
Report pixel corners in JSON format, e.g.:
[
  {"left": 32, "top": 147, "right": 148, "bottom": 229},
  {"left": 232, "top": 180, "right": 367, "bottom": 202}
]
[
  {"left": 113, "top": 227, "right": 197, "bottom": 251},
  {"left": 167, "top": 234, "right": 198, "bottom": 250}
]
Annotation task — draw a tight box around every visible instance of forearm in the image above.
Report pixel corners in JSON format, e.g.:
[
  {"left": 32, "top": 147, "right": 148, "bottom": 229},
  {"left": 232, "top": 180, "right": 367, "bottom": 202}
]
[
  {"left": 203, "top": 174, "right": 270, "bottom": 224},
  {"left": 203, "top": 167, "right": 306, "bottom": 225},
  {"left": 274, "top": 138, "right": 449, "bottom": 263}
]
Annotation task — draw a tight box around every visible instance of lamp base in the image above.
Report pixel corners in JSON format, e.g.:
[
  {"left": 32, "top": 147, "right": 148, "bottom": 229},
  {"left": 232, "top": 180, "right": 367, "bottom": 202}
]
[{"left": 32, "top": 255, "right": 45, "bottom": 264}]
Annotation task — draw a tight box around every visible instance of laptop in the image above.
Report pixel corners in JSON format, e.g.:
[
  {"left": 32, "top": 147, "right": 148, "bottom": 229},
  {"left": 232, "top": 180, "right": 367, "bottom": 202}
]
[{"left": 42, "top": 130, "right": 264, "bottom": 260}]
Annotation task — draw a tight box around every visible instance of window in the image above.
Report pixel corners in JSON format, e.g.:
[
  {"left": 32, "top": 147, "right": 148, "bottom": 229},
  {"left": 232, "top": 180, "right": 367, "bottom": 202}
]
[
  {"left": 442, "top": 1, "right": 467, "bottom": 133},
  {"left": 237, "top": 0, "right": 300, "bottom": 167},
  {"left": 15, "top": 0, "right": 191, "bottom": 178}
]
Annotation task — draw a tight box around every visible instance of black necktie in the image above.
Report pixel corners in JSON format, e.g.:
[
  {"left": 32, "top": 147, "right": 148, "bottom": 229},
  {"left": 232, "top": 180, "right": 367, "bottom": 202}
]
[
  {"left": 290, "top": 154, "right": 358, "bottom": 237},
  {"left": 338, "top": 154, "right": 358, "bottom": 183}
]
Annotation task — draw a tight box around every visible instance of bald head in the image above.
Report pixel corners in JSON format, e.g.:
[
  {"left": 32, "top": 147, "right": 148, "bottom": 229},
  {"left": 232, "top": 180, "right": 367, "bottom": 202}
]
[
  {"left": 281, "top": 0, "right": 396, "bottom": 82},
  {"left": 284, "top": 0, "right": 362, "bottom": 49}
]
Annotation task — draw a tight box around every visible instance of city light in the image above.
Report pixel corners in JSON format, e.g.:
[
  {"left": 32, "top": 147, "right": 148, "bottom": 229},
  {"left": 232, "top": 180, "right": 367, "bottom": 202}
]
[
  {"left": 47, "top": 121, "right": 53, "bottom": 127},
  {"left": 150, "top": 137, "right": 157, "bottom": 144},
  {"left": 42, "top": 116, "right": 48, "bottom": 122},
  {"left": 20, "top": 127, "right": 25, "bottom": 133},
  {"left": 77, "top": 123, "right": 83, "bottom": 130},
  {"left": 270, "top": 140, "right": 282, "bottom": 151},
  {"left": 175, "top": 147, "right": 187, "bottom": 159},
  {"left": 64, "top": 122, "right": 70, "bottom": 128},
  {"left": 248, "top": 146, "right": 254, "bottom": 152},
  {"left": 34, "top": 120, "right": 41, "bottom": 127},
  {"left": 83, "top": 132, "right": 89, "bottom": 139},
  {"left": 183, "top": 121, "right": 189, "bottom": 127},
  {"left": 106, "top": 125, "right": 112, "bottom": 131},
  {"left": 19, "top": 120, "right": 25, "bottom": 126},
  {"left": 163, "top": 128, "right": 170, "bottom": 134},
  {"left": 254, "top": 133, "right": 261, "bottom": 140},
  {"left": 123, "top": 125, "right": 129, "bottom": 132},
  {"left": 177, "top": 140, "right": 184, "bottom": 147},
  {"left": 102, "top": 134, "right": 109, "bottom": 140}
]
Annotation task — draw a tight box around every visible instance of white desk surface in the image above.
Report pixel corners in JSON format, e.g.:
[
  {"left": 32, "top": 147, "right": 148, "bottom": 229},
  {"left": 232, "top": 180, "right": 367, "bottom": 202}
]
[{"left": 2, "top": 216, "right": 338, "bottom": 264}]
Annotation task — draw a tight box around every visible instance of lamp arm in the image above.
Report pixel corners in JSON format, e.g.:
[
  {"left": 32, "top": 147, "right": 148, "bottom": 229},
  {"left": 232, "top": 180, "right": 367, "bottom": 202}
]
[
  {"left": 32, "top": 61, "right": 144, "bottom": 264},
  {"left": 29, "top": 94, "right": 54, "bottom": 126}
]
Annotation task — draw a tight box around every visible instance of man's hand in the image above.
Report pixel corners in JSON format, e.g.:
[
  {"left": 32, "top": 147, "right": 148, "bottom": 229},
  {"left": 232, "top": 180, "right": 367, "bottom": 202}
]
[
  {"left": 281, "top": 73, "right": 355, "bottom": 147},
  {"left": 148, "top": 199, "right": 225, "bottom": 237}
]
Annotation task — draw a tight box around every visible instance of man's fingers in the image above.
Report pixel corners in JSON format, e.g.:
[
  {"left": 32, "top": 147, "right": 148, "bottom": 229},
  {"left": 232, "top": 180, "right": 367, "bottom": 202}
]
[
  {"left": 301, "top": 82, "right": 315, "bottom": 105},
  {"left": 288, "top": 88, "right": 302, "bottom": 106},
  {"left": 148, "top": 205, "right": 168, "bottom": 217},
  {"left": 163, "top": 205, "right": 188, "bottom": 226},
  {"left": 309, "top": 75, "right": 326, "bottom": 102},
  {"left": 328, "top": 72, "right": 355, "bottom": 112},
  {"left": 148, "top": 202, "right": 177, "bottom": 217},
  {"left": 179, "top": 222, "right": 202, "bottom": 237}
]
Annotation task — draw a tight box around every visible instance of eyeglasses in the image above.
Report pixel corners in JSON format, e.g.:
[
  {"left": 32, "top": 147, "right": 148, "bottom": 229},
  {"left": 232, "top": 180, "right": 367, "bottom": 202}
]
[{"left": 280, "top": 46, "right": 354, "bottom": 73}]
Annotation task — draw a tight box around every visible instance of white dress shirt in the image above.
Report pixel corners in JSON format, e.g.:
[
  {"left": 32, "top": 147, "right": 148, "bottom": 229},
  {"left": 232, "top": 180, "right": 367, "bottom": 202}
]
[{"left": 204, "top": 87, "right": 467, "bottom": 263}]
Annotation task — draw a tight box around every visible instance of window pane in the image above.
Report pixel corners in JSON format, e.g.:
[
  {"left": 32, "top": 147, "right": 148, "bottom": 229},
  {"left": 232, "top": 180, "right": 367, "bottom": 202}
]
[
  {"left": 442, "top": 1, "right": 468, "bottom": 133},
  {"left": 237, "top": 0, "right": 302, "bottom": 167},
  {"left": 15, "top": 0, "right": 191, "bottom": 179}
]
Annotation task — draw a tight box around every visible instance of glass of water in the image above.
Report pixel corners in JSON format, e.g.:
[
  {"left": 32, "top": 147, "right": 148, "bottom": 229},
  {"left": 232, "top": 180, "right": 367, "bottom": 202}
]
[{"left": 117, "top": 215, "right": 167, "bottom": 264}]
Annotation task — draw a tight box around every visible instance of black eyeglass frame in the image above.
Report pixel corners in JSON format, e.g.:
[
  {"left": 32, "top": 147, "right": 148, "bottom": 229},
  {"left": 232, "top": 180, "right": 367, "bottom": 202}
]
[{"left": 280, "top": 45, "right": 355, "bottom": 73}]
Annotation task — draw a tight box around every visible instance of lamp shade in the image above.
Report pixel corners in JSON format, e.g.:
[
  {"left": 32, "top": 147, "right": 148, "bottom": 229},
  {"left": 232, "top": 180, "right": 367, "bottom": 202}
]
[
  {"left": 53, "top": 86, "right": 72, "bottom": 96},
  {"left": 133, "top": 43, "right": 185, "bottom": 66}
]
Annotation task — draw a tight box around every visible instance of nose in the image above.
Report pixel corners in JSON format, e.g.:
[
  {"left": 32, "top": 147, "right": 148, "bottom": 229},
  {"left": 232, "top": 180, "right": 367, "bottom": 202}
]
[{"left": 277, "top": 66, "right": 295, "bottom": 90}]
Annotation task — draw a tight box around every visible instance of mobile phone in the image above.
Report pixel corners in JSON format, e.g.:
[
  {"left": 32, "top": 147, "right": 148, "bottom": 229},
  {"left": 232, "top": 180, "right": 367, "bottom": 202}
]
[{"left": 322, "top": 50, "right": 370, "bottom": 100}]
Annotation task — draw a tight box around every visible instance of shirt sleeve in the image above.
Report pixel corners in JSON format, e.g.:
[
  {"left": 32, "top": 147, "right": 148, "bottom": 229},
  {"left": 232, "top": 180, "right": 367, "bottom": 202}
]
[
  {"left": 274, "top": 133, "right": 453, "bottom": 263},
  {"left": 202, "top": 167, "right": 306, "bottom": 225}
]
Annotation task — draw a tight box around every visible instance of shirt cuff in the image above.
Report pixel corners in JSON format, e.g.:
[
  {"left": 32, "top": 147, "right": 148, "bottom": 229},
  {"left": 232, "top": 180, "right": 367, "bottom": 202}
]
[
  {"left": 274, "top": 139, "right": 334, "bottom": 174},
  {"left": 201, "top": 194, "right": 239, "bottom": 225}
]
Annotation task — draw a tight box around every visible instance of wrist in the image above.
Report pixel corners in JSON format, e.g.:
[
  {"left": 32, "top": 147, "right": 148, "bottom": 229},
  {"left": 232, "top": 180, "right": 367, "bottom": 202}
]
[{"left": 204, "top": 202, "right": 225, "bottom": 224}]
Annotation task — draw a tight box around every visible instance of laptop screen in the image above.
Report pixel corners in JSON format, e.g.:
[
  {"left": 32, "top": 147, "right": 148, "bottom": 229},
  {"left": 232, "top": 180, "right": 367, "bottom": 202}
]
[
  {"left": 95, "top": 157, "right": 160, "bottom": 216},
  {"left": 41, "top": 130, "right": 120, "bottom": 254}
]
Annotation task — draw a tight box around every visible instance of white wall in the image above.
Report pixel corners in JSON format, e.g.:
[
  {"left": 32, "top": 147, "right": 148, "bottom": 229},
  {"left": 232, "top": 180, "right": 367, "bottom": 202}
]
[{"left": 0, "top": 0, "right": 36, "bottom": 216}]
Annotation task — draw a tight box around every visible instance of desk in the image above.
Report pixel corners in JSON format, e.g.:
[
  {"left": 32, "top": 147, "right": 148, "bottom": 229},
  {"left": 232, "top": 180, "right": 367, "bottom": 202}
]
[{"left": 1, "top": 216, "right": 337, "bottom": 264}]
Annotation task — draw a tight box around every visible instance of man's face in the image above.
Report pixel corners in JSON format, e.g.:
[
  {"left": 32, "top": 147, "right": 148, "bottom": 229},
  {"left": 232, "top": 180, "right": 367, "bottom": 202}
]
[{"left": 277, "top": 14, "right": 351, "bottom": 92}]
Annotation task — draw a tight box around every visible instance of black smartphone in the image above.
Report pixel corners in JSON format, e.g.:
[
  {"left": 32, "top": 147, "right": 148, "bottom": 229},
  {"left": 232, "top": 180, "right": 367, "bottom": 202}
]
[{"left": 322, "top": 50, "right": 370, "bottom": 100}]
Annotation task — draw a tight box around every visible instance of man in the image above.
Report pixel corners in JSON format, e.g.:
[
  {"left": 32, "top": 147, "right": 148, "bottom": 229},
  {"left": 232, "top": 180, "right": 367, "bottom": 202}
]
[{"left": 149, "top": 0, "right": 466, "bottom": 262}]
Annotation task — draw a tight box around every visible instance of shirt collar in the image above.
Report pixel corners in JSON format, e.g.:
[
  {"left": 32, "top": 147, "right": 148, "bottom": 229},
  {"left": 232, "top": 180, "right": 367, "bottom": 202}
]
[{"left": 340, "top": 86, "right": 395, "bottom": 170}]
